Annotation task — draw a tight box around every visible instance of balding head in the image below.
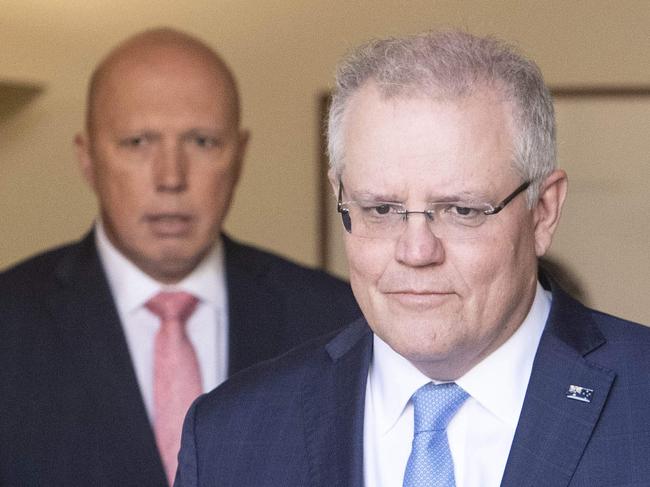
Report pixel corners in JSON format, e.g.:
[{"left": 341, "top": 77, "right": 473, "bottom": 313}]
[{"left": 86, "top": 27, "right": 241, "bottom": 135}]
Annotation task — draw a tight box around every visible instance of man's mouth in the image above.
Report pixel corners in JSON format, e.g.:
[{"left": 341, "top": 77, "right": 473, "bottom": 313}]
[
  {"left": 145, "top": 214, "right": 193, "bottom": 237},
  {"left": 385, "top": 290, "right": 455, "bottom": 308}
]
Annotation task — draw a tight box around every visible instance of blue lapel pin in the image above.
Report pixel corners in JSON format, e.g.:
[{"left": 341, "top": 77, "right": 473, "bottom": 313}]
[{"left": 566, "top": 385, "right": 594, "bottom": 403}]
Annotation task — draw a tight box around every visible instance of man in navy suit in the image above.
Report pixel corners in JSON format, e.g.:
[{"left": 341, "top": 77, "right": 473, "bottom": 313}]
[
  {"left": 176, "top": 30, "right": 650, "bottom": 486},
  {"left": 0, "top": 28, "right": 358, "bottom": 486}
]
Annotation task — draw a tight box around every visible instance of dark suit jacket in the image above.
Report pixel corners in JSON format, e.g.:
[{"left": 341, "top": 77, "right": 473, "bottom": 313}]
[
  {"left": 176, "top": 283, "right": 650, "bottom": 487},
  {"left": 0, "top": 231, "right": 360, "bottom": 487}
]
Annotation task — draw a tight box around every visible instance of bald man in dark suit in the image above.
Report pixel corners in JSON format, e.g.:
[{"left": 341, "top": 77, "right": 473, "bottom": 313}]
[{"left": 0, "top": 28, "right": 359, "bottom": 487}]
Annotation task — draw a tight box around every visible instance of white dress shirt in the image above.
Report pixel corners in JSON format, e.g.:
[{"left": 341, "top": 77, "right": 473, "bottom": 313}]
[
  {"left": 95, "top": 222, "right": 229, "bottom": 420},
  {"left": 363, "top": 282, "right": 551, "bottom": 487}
]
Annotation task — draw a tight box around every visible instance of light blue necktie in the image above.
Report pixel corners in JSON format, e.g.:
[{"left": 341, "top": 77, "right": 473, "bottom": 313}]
[{"left": 403, "top": 382, "right": 469, "bottom": 487}]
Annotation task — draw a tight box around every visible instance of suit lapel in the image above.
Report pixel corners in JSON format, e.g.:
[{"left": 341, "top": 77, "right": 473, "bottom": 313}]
[
  {"left": 302, "top": 320, "right": 373, "bottom": 487},
  {"left": 49, "top": 233, "right": 166, "bottom": 484},
  {"left": 223, "top": 235, "right": 284, "bottom": 374},
  {"left": 500, "top": 288, "right": 615, "bottom": 487}
]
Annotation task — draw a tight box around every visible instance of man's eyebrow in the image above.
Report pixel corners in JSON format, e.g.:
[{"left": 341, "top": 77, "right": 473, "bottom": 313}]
[
  {"left": 183, "top": 127, "right": 224, "bottom": 135},
  {"left": 349, "top": 188, "right": 493, "bottom": 203},
  {"left": 348, "top": 189, "right": 403, "bottom": 202},
  {"left": 114, "top": 130, "right": 160, "bottom": 141},
  {"left": 429, "top": 189, "right": 492, "bottom": 202},
  {"left": 116, "top": 128, "right": 158, "bottom": 136}
]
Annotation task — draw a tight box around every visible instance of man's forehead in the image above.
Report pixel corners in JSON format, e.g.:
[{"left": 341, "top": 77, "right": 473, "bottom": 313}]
[
  {"left": 340, "top": 137, "right": 517, "bottom": 202},
  {"left": 95, "top": 46, "right": 229, "bottom": 97},
  {"left": 341, "top": 80, "right": 516, "bottom": 176},
  {"left": 87, "top": 32, "right": 239, "bottom": 133},
  {"left": 343, "top": 84, "right": 514, "bottom": 144},
  {"left": 89, "top": 64, "right": 237, "bottom": 135},
  {"left": 341, "top": 178, "right": 499, "bottom": 203},
  {"left": 340, "top": 130, "right": 518, "bottom": 195}
]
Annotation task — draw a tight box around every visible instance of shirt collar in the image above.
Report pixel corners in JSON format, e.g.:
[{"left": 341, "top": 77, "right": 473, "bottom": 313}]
[
  {"left": 456, "top": 282, "right": 550, "bottom": 427},
  {"left": 369, "top": 282, "right": 551, "bottom": 434},
  {"left": 95, "top": 221, "right": 225, "bottom": 315},
  {"left": 369, "top": 334, "right": 432, "bottom": 436}
]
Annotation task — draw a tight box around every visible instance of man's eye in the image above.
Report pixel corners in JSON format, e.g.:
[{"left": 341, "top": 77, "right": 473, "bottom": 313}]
[
  {"left": 120, "top": 136, "right": 146, "bottom": 147},
  {"left": 360, "top": 204, "right": 396, "bottom": 217},
  {"left": 192, "top": 135, "right": 219, "bottom": 148},
  {"left": 449, "top": 205, "right": 481, "bottom": 217},
  {"left": 373, "top": 204, "right": 392, "bottom": 215}
]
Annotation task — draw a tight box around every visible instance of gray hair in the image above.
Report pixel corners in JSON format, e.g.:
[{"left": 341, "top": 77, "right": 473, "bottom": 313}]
[{"left": 327, "top": 30, "right": 556, "bottom": 205}]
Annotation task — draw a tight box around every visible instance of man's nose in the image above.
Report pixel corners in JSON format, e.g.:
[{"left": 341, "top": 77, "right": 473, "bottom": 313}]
[
  {"left": 394, "top": 214, "right": 445, "bottom": 267},
  {"left": 153, "top": 144, "right": 187, "bottom": 192}
]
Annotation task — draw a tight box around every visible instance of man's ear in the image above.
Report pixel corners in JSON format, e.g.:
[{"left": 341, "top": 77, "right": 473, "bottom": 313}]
[
  {"left": 327, "top": 167, "right": 340, "bottom": 197},
  {"left": 533, "top": 169, "right": 568, "bottom": 257},
  {"left": 74, "top": 132, "right": 96, "bottom": 191},
  {"left": 232, "top": 128, "right": 250, "bottom": 184}
]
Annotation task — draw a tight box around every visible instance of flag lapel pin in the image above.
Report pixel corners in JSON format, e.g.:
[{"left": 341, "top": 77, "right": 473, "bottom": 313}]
[{"left": 566, "top": 385, "right": 594, "bottom": 403}]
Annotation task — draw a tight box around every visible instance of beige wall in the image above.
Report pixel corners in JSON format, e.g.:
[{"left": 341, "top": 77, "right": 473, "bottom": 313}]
[{"left": 1, "top": 1, "right": 649, "bottom": 323}]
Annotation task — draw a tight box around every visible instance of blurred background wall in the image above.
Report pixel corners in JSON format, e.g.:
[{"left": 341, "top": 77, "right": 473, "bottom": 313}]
[{"left": 1, "top": 0, "right": 648, "bottom": 323}]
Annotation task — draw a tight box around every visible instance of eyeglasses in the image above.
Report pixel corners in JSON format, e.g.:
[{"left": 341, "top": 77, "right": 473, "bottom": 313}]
[{"left": 337, "top": 179, "right": 531, "bottom": 240}]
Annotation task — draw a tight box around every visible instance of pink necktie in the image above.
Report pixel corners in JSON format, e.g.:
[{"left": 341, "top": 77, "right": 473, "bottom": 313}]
[{"left": 146, "top": 291, "right": 202, "bottom": 486}]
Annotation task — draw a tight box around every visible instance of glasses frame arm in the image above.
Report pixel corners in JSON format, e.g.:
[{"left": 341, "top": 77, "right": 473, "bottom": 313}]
[{"left": 483, "top": 181, "right": 530, "bottom": 215}]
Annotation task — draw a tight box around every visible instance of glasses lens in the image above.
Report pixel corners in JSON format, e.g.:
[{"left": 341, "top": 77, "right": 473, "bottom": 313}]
[
  {"left": 343, "top": 204, "right": 401, "bottom": 238},
  {"left": 341, "top": 202, "right": 491, "bottom": 240},
  {"left": 336, "top": 178, "right": 530, "bottom": 240}
]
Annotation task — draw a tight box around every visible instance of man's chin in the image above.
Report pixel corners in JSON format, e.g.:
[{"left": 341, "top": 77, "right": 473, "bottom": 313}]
[
  {"left": 392, "top": 339, "right": 465, "bottom": 380},
  {"left": 138, "top": 251, "right": 202, "bottom": 284}
]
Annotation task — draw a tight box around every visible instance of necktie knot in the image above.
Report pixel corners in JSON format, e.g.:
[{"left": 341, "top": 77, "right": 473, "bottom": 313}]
[
  {"left": 146, "top": 291, "right": 198, "bottom": 324},
  {"left": 412, "top": 382, "right": 468, "bottom": 434}
]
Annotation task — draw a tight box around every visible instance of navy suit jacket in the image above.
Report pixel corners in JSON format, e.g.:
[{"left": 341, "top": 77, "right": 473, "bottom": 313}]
[
  {"left": 176, "top": 282, "right": 650, "bottom": 486},
  {"left": 0, "top": 231, "right": 360, "bottom": 487}
]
